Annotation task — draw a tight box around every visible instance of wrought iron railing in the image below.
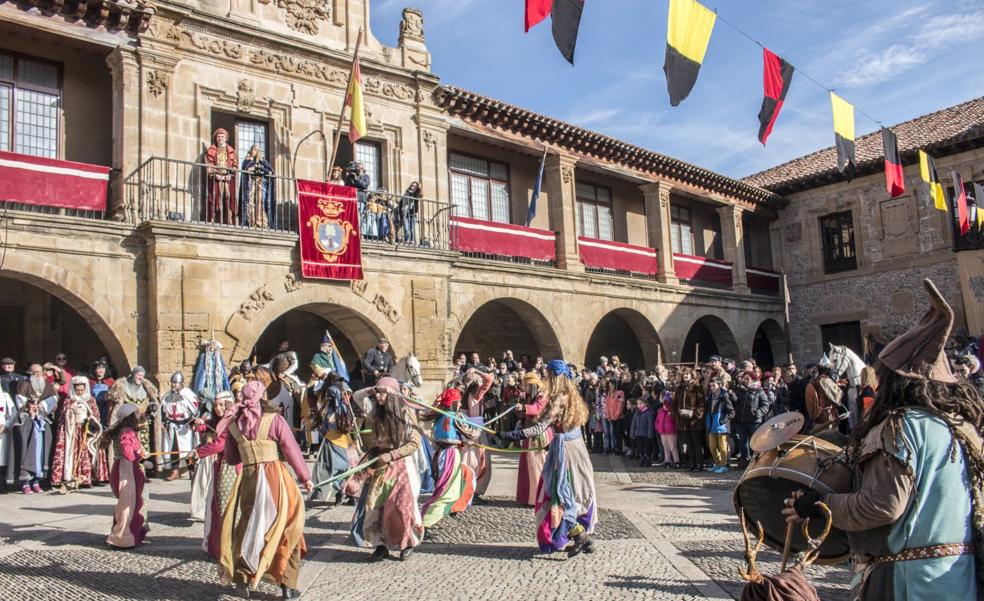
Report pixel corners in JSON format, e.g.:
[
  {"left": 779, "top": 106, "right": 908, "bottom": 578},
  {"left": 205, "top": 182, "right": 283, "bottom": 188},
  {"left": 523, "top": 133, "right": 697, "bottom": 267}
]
[{"left": 123, "top": 157, "right": 453, "bottom": 250}]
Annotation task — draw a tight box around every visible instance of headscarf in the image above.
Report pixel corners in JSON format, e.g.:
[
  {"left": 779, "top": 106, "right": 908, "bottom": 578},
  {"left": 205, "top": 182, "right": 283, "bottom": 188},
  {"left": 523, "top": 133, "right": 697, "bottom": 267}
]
[
  {"left": 377, "top": 376, "right": 400, "bottom": 394},
  {"left": 438, "top": 387, "right": 462, "bottom": 409},
  {"left": 547, "top": 359, "right": 573, "bottom": 380},
  {"left": 217, "top": 379, "right": 265, "bottom": 438}
]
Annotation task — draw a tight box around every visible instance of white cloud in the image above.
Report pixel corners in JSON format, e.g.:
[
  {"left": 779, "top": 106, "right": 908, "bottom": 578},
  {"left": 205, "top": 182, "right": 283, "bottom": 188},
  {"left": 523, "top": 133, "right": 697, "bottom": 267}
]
[{"left": 564, "top": 108, "right": 622, "bottom": 127}]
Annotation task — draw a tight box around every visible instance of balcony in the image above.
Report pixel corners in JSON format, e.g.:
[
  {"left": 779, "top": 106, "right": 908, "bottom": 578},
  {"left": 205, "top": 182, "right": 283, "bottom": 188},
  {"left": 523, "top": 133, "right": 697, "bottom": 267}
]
[
  {"left": 747, "top": 266, "right": 782, "bottom": 296},
  {"left": 124, "top": 157, "right": 452, "bottom": 251},
  {"left": 578, "top": 237, "right": 658, "bottom": 280},
  {"left": 450, "top": 216, "right": 556, "bottom": 267},
  {"left": 673, "top": 253, "right": 733, "bottom": 289},
  {"left": 0, "top": 150, "right": 111, "bottom": 219}
]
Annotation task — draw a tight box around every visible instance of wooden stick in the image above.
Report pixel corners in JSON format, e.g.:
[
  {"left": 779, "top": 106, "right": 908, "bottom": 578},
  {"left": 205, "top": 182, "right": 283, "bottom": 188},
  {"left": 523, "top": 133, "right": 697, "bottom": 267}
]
[
  {"left": 780, "top": 520, "right": 795, "bottom": 572},
  {"left": 328, "top": 29, "right": 364, "bottom": 174}
]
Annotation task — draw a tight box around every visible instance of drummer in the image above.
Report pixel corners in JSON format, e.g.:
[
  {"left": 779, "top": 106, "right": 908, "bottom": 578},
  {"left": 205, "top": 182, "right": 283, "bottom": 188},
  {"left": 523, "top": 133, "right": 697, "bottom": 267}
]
[{"left": 783, "top": 279, "right": 983, "bottom": 600}]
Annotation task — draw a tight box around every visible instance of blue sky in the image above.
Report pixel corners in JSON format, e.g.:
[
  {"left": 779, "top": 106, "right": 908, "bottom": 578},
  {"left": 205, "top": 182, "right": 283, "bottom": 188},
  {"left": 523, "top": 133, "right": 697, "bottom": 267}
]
[{"left": 371, "top": 0, "right": 984, "bottom": 178}]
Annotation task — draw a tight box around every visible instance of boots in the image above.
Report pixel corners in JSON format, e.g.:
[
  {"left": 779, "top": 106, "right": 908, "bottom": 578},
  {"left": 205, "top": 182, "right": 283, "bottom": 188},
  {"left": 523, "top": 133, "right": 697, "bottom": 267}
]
[
  {"left": 281, "top": 584, "right": 300, "bottom": 599},
  {"left": 164, "top": 469, "right": 181, "bottom": 481},
  {"left": 567, "top": 532, "right": 593, "bottom": 558}
]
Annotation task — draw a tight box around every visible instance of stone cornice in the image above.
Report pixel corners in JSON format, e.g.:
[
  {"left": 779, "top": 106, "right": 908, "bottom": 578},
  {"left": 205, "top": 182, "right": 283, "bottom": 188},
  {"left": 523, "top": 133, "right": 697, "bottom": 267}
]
[{"left": 2, "top": 0, "right": 155, "bottom": 35}]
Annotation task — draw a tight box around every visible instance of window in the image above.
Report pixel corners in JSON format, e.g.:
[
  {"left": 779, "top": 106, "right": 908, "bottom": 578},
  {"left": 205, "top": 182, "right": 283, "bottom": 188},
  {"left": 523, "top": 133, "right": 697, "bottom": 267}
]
[
  {"left": 820, "top": 321, "right": 863, "bottom": 358},
  {"left": 0, "top": 52, "right": 61, "bottom": 158},
  {"left": 819, "top": 211, "right": 857, "bottom": 273},
  {"left": 449, "top": 151, "right": 510, "bottom": 223},
  {"left": 236, "top": 119, "right": 268, "bottom": 167},
  {"left": 355, "top": 141, "right": 382, "bottom": 191},
  {"left": 670, "top": 205, "right": 694, "bottom": 255},
  {"left": 576, "top": 182, "right": 613, "bottom": 240}
]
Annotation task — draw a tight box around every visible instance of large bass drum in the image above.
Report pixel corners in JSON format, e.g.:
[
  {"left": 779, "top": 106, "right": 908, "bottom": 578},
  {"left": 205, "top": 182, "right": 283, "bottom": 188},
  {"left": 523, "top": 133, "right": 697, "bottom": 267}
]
[{"left": 733, "top": 434, "right": 851, "bottom": 564}]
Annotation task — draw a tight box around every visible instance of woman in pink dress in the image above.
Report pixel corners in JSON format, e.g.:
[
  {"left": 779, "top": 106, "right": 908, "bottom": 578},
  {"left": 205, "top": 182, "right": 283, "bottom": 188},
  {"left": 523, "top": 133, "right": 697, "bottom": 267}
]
[{"left": 104, "top": 403, "right": 148, "bottom": 549}]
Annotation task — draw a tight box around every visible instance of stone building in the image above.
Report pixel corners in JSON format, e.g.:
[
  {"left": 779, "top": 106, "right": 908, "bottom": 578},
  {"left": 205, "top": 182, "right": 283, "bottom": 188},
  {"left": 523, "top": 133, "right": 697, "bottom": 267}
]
[
  {"left": 745, "top": 96, "right": 984, "bottom": 362},
  {"left": 0, "top": 0, "right": 789, "bottom": 391}
]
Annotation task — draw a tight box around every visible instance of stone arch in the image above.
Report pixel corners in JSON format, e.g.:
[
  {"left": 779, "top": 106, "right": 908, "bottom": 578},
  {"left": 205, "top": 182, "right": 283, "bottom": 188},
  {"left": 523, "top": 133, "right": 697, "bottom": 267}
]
[
  {"left": 225, "top": 280, "right": 398, "bottom": 366},
  {"left": 680, "top": 315, "right": 740, "bottom": 364},
  {"left": 453, "top": 298, "right": 562, "bottom": 363},
  {"left": 752, "top": 318, "right": 788, "bottom": 369},
  {"left": 584, "top": 308, "right": 663, "bottom": 370},
  {"left": 0, "top": 255, "right": 135, "bottom": 372}
]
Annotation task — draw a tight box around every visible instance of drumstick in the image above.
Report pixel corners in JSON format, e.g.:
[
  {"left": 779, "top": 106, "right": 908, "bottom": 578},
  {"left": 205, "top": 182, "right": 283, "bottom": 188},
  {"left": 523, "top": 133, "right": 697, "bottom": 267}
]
[{"left": 780, "top": 520, "right": 795, "bottom": 572}]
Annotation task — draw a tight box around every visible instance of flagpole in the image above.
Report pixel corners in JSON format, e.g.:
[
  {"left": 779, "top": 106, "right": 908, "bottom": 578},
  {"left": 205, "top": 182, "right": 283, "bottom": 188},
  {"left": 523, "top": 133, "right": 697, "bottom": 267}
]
[{"left": 328, "top": 28, "right": 365, "bottom": 176}]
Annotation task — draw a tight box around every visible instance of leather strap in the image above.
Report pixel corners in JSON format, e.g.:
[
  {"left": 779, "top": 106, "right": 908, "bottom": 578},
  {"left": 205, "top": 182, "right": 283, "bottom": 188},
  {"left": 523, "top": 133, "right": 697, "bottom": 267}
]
[{"left": 872, "top": 543, "right": 972, "bottom": 564}]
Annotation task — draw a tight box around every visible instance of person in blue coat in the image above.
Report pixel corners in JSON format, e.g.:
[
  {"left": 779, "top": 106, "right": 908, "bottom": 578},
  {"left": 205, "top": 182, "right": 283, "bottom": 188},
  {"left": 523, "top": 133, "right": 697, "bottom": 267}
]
[
  {"left": 705, "top": 378, "right": 734, "bottom": 474},
  {"left": 785, "top": 279, "right": 983, "bottom": 601}
]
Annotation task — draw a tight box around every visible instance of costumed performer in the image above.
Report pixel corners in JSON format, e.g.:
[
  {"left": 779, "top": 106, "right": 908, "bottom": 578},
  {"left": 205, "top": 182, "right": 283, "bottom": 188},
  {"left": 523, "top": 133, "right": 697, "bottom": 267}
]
[
  {"left": 104, "top": 403, "right": 149, "bottom": 549},
  {"left": 419, "top": 386, "right": 478, "bottom": 528}
]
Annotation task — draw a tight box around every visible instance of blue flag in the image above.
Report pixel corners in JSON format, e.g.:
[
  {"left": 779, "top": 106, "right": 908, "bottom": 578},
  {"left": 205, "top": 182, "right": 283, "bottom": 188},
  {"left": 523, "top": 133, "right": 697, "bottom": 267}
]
[
  {"left": 526, "top": 147, "right": 548, "bottom": 227},
  {"left": 324, "top": 330, "right": 349, "bottom": 382}
]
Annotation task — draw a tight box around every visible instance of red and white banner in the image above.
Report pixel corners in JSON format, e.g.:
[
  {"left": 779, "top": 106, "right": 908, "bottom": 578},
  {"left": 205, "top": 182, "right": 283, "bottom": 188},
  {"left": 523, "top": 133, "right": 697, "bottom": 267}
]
[
  {"left": 578, "top": 237, "right": 659, "bottom": 275},
  {"left": 0, "top": 150, "right": 110, "bottom": 211},
  {"left": 297, "top": 180, "right": 363, "bottom": 280},
  {"left": 451, "top": 216, "right": 556, "bottom": 261},
  {"left": 673, "top": 253, "right": 733, "bottom": 286},
  {"left": 747, "top": 267, "right": 781, "bottom": 293}
]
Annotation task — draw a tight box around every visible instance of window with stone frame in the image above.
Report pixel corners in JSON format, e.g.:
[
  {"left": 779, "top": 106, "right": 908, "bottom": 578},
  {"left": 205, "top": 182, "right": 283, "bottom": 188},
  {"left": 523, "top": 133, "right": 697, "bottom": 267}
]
[
  {"left": 670, "top": 205, "right": 695, "bottom": 255},
  {"left": 0, "top": 51, "right": 61, "bottom": 158},
  {"left": 819, "top": 211, "right": 857, "bottom": 273},
  {"left": 449, "top": 151, "right": 510, "bottom": 223},
  {"left": 576, "top": 182, "right": 613, "bottom": 240}
]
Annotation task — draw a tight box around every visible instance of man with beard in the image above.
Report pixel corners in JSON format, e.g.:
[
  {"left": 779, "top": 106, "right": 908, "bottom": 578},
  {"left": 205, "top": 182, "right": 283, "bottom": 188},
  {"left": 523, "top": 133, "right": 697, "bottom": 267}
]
[
  {"left": 109, "top": 367, "right": 159, "bottom": 473},
  {"left": 159, "top": 372, "right": 200, "bottom": 481},
  {"left": 51, "top": 376, "right": 107, "bottom": 491},
  {"left": 11, "top": 364, "right": 59, "bottom": 493},
  {"left": 89, "top": 361, "right": 116, "bottom": 426},
  {"left": 784, "top": 280, "right": 983, "bottom": 600},
  {"left": 1, "top": 357, "right": 25, "bottom": 398}
]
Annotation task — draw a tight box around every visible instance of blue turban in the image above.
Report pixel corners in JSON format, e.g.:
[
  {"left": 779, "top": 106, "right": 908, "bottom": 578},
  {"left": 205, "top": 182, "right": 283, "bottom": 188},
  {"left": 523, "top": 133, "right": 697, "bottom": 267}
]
[{"left": 547, "top": 359, "right": 573, "bottom": 379}]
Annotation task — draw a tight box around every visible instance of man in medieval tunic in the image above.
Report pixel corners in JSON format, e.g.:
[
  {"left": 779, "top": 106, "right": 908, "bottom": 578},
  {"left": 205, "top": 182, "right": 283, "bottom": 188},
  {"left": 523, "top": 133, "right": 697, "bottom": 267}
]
[
  {"left": 205, "top": 128, "right": 238, "bottom": 225},
  {"left": 785, "top": 279, "right": 983, "bottom": 600},
  {"left": 51, "top": 376, "right": 107, "bottom": 491},
  {"left": 270, "top": 339, "right": 299, "bottom": 379},
  {"left": 108, "top": 367, "right": 160, "bottom": 473},
  {"left": 0, "top": 381, "right": 16, "bottom": 491},
  {"left": 11, "top": 364, "right": 59, "bottom": 493},
  {"left": 160, "top": 372, "right": 200, "bottom": 481}
]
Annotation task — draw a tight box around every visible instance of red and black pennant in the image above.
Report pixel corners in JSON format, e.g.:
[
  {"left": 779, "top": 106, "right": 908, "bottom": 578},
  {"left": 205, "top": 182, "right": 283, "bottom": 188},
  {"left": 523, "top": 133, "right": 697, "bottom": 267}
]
[
  {"left": 757, "top": 48, "right": 794, "bottom": 145},
  {"left": 525, "top": 0, "right": 585, "bottom": 65},
  {"left": 881, "top": 127, "right": 904, "bottom": 198}
]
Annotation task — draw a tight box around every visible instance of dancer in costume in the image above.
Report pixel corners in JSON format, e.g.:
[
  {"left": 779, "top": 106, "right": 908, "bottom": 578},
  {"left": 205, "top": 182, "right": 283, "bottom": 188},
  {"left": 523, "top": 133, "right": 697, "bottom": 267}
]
[
  {"left": 349, "top": 377, "right": 424, "bottom": 561},
  {"left": 191, "top": 391, "right": 241, "bottom": 559},
  {"left": 459, "top": 368, "right": 494, "bottom": 501},
  {"left": 309, "top": 373, "right": 360, "bottom": 505},
  {"left": 51, "top": 376, "right": 107, "bottom": 491},
  {"left": 502, "top": 360, "right": 598, "bottom": 557},
  {"left": 160, "top": 372, "right": 200, "bottom": 481},
  {"left": 105, "top": 403, "right": 149, "bottom": 549},
  {"left": 420, "top": 387, "right": 478, "bottom": 527},
  {"left": 219, "top": 381, "right": 312, "bottom": 600},
  {"left": 514, "top": 371, "right": 552, "bottom": 506}
]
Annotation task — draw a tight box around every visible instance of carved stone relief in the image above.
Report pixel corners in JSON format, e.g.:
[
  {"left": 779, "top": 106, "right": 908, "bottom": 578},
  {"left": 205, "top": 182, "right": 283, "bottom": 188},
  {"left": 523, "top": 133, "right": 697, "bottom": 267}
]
[
  {"left": 276, "top": 0, "right": 330, "bottom": 36},
  {"left": 146, "top": 70, "right": 169, "bottom": 97},
  {"left": 237, "top": 79, "right": 256, "bottom": 112}
]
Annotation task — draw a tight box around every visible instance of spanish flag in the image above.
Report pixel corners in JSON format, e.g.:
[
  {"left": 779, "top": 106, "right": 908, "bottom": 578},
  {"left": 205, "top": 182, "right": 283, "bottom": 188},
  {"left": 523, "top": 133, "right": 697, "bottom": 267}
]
[
  {"left": 830, "top": 92, "right": 856, "bottom": 180},
  {"left": 346, "top": 60, "right": 367, "bottom": 143},
  {"left": 757, "top": 48, "right": 794, "bottom": 145},
  {"left": 881, "top": 128, "right": 904, "bottom": 198},
  {"left": 918, "top": 150, "right": 947, "bottom": 212},
  {"left": 664, "top": 0, "right": 716, "bottom": 107},
  {"left": 952, "top": 170, "right": 970, "bottom": 235}
]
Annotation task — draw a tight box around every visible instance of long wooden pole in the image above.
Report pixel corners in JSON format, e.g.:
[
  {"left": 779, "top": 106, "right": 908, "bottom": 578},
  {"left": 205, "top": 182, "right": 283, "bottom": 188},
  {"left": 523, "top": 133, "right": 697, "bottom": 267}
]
[{"left": 328, "top": 28, "right": 365, "bottom": 175}]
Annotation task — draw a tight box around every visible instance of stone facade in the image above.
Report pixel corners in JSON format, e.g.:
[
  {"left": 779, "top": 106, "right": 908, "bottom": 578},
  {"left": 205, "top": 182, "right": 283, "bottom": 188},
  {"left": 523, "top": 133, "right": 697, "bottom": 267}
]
[{"left": 0, "top": 0, "right": 788, "bottom": 394}]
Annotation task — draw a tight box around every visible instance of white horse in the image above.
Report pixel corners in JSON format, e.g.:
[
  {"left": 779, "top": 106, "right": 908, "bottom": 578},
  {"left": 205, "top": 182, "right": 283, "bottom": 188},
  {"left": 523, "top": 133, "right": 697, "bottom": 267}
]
[
  {"left": 391, "top": 353, "right": 423, "bottom": 388},
  {"left": 826, "top": 343, "right": 866, "bottom": 428}
]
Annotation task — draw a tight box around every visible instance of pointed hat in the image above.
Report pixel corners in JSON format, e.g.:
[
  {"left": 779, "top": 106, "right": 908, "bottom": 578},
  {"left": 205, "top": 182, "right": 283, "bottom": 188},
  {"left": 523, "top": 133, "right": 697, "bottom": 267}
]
[{"left": 877, "top": 279, "right": 957, "bottom": 384}]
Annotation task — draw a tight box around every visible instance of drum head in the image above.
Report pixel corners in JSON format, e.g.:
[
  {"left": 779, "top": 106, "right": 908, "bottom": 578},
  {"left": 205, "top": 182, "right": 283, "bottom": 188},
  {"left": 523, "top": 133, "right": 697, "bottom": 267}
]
[
  {"left": 734, "top": 477, "right": 849, "bottom": 564},
  {"left": 750, "top": 412, "right": 805, "bottom": 453}
]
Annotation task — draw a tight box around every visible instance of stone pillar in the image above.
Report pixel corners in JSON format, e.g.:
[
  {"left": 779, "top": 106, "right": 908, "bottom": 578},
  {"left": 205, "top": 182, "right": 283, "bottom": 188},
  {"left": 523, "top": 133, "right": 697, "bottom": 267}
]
[
  {"left": 641, "top": 182, "right": 678, "bottom": 284},
  {"left": 768, "top": 219, "right": 783, "bottom": 272},
  {"left": 543, "top": 153, "right": 582, "bottom": 271},
  {"left": 106, "top": 47, "right": 141, "bottom": 222},
  {"left": 717, "top": 205, "right": 750, "bottom": 294}
]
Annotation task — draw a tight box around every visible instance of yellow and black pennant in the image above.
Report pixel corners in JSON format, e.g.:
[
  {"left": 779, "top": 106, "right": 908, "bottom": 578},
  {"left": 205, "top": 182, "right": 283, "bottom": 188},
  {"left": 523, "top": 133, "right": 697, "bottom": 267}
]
[
  {"left": 918, "top": 150, "right": 947, "bottom": 212},
  {"left": 664, "top": 0, "right": 716, "bottom": 107},
  {"left": 830, "top": 92, "right": 856, "bottom": 180}
]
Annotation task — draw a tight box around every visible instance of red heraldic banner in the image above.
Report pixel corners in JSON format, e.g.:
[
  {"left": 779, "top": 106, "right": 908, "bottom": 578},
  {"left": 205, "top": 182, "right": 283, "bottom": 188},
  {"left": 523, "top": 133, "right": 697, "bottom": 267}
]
[
  {"left": 297, "top": 180, "right": 364, "bottom": 280},
  {"left": 0, "top": 150, "right": 110, "bottom": 210}
]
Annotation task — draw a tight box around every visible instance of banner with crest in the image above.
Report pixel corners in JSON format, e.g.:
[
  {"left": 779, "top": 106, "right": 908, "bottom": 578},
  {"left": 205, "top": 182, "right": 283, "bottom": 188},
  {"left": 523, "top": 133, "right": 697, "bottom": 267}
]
[{"left": 297, "top": 180, "right": 364, "bottom": 280}]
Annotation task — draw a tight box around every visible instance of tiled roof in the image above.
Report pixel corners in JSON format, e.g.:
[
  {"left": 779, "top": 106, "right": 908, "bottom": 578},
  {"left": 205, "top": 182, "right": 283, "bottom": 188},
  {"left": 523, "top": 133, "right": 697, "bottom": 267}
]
[
  {"left": 434, "top": 85, "right": 781, "bottom": 207},
  {"left": 743, "top": 96, "right": 984, "bottom": 194},
  {"left": 3, "top": 0, "right": 155, "bottom": 34}
]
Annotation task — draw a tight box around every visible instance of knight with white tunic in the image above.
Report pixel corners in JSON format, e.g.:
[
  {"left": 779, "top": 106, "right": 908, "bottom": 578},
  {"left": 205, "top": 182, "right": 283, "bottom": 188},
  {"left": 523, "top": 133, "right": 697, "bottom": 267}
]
[
  {"left": 0, "top": 386, "right": 16, "bottom": 491},
  {"left": 160, "top": 372, "right": 200, "bottom": 481}
]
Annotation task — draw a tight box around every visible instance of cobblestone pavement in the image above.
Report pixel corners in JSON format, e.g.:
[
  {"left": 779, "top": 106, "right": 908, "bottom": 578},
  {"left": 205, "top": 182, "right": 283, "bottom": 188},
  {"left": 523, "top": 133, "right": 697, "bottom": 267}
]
[{"left": 0, "top": 452, "right": 852, "bottom": 600}]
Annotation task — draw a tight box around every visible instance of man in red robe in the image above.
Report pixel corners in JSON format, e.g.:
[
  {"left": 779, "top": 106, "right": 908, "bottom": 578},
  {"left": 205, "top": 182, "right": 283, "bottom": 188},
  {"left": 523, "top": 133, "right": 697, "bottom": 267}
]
[{"left": 206, "top": 128, "right": 238, "bottom": 224}]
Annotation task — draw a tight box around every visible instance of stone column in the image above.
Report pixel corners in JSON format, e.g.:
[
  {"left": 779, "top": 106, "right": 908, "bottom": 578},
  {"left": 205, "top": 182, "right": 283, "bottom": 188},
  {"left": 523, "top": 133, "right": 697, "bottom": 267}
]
[
  {"left": 717, "top": 205, "right": 750, "bottom": 294},
  {"left": 641, "top": 181, "right": 678, "bottom": 284},
  {"left": 106, "top": 47, "right": 141, "bottom": 222},
  {"left": 543, "top": 152, "right": 582, "bottom": 271},
  {"left": 768, "top": 219, "right": 783, "bottom": 272}
]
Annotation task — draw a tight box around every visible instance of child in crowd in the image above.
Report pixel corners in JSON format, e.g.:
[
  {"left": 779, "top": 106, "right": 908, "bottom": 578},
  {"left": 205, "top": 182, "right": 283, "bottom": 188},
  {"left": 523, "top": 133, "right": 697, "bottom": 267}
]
[
  {"left": 630, "top": 396, "right": 655, "bottom": 467},
  {"left": 656, "top": 392, "right": 679, "bottom": 468}
]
